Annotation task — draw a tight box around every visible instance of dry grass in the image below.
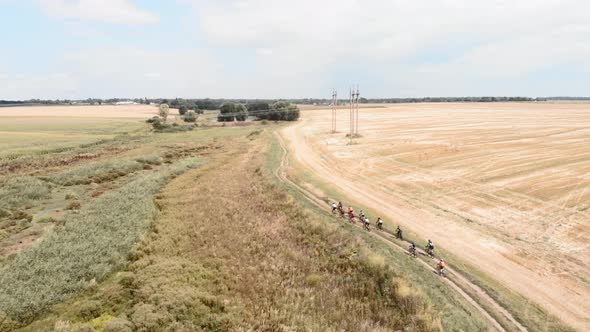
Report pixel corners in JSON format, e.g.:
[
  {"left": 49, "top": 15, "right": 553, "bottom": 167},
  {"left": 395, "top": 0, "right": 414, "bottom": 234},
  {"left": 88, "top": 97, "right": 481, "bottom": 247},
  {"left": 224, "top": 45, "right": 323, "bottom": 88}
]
[{"left": 17, "top": 131, "right": 449, "bottom": 331}]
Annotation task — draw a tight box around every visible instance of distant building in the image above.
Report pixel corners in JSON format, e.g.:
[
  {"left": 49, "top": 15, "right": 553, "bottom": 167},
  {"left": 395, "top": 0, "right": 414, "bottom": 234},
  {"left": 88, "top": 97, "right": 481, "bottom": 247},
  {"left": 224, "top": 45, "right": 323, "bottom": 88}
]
[{"left": 114, "top": 101, "right": 139, "bottom": 105}]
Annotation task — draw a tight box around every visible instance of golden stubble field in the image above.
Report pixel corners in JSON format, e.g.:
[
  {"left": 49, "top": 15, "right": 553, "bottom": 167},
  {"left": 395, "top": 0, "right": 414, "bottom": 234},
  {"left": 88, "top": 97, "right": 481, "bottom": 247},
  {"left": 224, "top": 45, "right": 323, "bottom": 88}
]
[
  {"left": 0, "top": 104, "right": 158, "bottom": 118},
  {"left": 282, "top": 102, "right": 590, "bottom": 330}
]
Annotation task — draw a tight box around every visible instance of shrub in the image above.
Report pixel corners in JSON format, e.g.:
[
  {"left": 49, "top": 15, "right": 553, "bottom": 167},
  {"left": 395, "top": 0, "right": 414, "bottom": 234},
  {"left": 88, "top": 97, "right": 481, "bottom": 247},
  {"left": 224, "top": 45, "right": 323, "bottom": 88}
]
[
  {"left": 103, "top": 318, "right": 133, "bottom": 332},
  {"left": 178, "top": 105, "right": 188, "bottom": 115},
  {"left": 0, "top": 176, "right": 52, "bottom": 210},
  {"left": 65, "top": 192, "right": 79, "bottom": 200},
  {"left": 0, "top": 209, "right": 11, "bottom": 219},
  {"left": 183, "top": 110, "right": 197, "bottom": 123},
  {"left": 150, "top": 117, "right": 167, "bottom": 130},
  {"left": 158, "top": 104, "right": 169, "bottom": 122},
  {"left": 37, "top": 215, "right": 57, "bottom": 223},
  {"left": 67, "top": 200, "right": 82, "bottom": 210},
  {"left": 77, "top": 300, "right": 102, "bottom": 320},
  {"left": 13, "top": 211, "right": 33, "bottom": 221},
  {"left": 145, "top": 116, "right": 159, "bottom": 124}
]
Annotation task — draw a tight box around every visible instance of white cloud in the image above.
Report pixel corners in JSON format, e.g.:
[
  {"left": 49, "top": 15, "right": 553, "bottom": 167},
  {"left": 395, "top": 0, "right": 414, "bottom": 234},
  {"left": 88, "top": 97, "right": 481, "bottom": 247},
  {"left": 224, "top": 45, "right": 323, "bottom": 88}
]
[
  {"left": 191, "top": 0, "right": 590, "bottom": 97},
  {"left": 37, "top": 0, "right": 158, "bottom": 24},
  {"left": 2, "top": 1, "right": 590, "bottom": 99}
]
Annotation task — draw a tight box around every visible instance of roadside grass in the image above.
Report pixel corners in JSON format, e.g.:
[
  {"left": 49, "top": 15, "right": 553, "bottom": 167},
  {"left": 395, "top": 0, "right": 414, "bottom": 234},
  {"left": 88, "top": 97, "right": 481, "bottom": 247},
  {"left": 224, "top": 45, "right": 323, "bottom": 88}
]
[
  {"left": 266, "top": 136, "right": 489, "bottom": 331},
  {"left": 273, "top": 135, "right": 574, "bottom": 332},
  {"left": 17, "top": 129, "right": 449, "bottom": 332},
  {"left": 0, "top": 157, "right": 200, "bottom": 329}
]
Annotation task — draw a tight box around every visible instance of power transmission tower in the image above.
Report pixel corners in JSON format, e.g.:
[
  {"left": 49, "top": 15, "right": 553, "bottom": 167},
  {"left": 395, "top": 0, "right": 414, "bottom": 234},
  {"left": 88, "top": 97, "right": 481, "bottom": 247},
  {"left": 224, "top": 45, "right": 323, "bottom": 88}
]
[
  {"left": 349, "top": 87, "right": 353, "bottom": 144},
  {"left": 354, "top": 85, "right": 360, "bottom": 135},
  {"left": 331, "top": 89, "right": 338, "bottom": 133}
]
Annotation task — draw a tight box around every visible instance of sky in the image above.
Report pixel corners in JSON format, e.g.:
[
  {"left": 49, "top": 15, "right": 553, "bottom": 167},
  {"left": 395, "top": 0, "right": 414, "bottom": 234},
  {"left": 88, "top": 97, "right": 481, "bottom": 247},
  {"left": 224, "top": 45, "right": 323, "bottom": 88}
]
[{"left": 0, "top": 0, "right": 589, "bottom": 99}]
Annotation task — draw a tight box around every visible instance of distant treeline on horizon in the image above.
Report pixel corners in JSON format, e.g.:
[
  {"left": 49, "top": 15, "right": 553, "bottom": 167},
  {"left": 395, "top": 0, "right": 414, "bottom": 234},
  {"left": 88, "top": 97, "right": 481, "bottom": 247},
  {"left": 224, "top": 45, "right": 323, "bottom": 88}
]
[{"left": 1, "top": 96, "right": 590, "bottom": 108}]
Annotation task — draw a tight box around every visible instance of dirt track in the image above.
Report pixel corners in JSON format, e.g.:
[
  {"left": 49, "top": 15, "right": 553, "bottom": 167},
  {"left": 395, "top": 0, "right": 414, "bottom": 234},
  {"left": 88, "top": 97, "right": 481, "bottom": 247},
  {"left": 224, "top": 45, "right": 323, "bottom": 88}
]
[
  {"left": 274, "top": 132, "right": 526, "bottom": 332},
  {"left": 280, "top": 102, "right": 590, "bottom": 330}
]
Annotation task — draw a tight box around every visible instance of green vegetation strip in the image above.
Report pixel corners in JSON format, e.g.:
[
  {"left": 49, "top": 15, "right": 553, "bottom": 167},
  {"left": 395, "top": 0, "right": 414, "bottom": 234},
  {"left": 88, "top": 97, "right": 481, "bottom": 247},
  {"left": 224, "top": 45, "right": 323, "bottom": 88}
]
[
  {"left": 0, "top": 177, "right": 52, "bottom": 210},
  {"left": 0, "top": 157, "right": 200, "bottom": 325},
  {"left": 46, "top": 155, "right": 162, "bottom": 186}
]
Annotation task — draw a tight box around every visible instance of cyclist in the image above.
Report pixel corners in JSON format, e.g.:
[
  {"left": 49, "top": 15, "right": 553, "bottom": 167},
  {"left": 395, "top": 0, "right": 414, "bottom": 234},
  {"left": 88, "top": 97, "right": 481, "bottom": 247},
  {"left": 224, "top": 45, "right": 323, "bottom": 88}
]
[
  {"left": 364, "top": 217, "right": 370, "bottom": 230},
  {"left": 438, "top": 259, "right": 446, "bottom": 276},
  {"left": 348, "top": 207, "right": 355, "bottom": 222},
  {"left": 395, "top": 226, "right": 403, "bottom": 240},
  {"left": 376, "top": 217, "right": 383, "bottom": 230},
  {"left": 426, "top": 239, "right": 434, "bottom": 257},
  {"left": 331, "top": 202, "right": 338, "bottom": 213},
  {"left": 409, "top": 241, "right": 417, "bottom": 257}
]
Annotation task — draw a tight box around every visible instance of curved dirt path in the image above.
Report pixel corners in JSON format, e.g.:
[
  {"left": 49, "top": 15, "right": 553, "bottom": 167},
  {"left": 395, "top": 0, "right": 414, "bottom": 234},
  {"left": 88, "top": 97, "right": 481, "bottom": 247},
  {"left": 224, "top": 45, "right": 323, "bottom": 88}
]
[
  {"left": 274, "top": 132, "right": 526, "bottom": 332},
  {"left": 278, "top": 106, "right": 589, "bottom": 331}
]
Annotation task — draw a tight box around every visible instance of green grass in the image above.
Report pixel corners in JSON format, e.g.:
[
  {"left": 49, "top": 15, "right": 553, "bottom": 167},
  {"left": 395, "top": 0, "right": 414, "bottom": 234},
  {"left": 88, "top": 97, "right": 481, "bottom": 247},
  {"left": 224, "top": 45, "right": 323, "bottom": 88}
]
[
  {"left": 0, "top": 157, "right": 200, "bottom": 328},
  {"left": 46, "top": 159, "right": 146, "bottom": 186},
  {"left": 0, "top": 177, "right": 52, "bottom": 210}
]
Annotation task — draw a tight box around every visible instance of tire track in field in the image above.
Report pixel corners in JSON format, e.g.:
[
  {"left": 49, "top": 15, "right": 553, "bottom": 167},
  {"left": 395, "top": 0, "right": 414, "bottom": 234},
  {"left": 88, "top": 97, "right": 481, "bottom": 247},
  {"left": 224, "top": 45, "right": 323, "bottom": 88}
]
[{"left": 274, "top": 131, "right": 527, "bottom": 332}]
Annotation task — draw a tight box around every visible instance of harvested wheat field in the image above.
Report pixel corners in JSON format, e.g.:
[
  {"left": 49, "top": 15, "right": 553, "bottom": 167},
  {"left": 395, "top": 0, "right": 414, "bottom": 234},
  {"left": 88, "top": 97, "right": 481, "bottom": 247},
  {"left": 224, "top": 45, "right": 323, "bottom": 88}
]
[
  {"left": 281, "top": 102, "right": 590, "bottom": 330},
  {"left": 0, "top": 104, "right": 159, "bottom": 119}
]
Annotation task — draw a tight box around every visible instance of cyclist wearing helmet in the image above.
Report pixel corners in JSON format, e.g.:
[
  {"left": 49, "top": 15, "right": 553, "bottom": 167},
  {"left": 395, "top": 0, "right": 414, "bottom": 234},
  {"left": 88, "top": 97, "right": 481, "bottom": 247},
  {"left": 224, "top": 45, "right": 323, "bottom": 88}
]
[
  {"left": 438, "top": 259, "right": 446, "bottom": 276},
  {"left": 376, "top": 217, "right": 383, "bottom": 230}
]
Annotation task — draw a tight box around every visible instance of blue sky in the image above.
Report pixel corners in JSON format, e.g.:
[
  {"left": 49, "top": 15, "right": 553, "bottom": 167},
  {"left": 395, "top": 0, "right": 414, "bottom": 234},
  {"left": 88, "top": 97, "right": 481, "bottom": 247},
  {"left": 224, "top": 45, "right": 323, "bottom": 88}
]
[{"left": 1, "top": 0, "right": 589, "bottom": 99}]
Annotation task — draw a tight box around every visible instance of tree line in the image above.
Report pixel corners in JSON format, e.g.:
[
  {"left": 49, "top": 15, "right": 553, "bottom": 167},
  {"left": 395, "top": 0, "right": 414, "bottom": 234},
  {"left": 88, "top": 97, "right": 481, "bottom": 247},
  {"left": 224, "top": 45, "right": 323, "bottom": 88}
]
[
  {"left": 218, "top": 101, "right": 300, "bottom": 122},
  {"left": 5, "top": 96, "right": 590, "bottom": 108}
]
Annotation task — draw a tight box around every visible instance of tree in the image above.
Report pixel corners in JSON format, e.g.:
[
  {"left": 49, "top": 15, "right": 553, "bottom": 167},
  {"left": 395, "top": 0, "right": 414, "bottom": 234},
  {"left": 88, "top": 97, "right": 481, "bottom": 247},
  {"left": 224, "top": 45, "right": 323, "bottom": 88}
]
[
  {"left": 159, "top": 104, "right": 169, "bottom": 122},
  {"left": 183, "top": 110, "right": 197, "bottom": 122},
  {"left": 268, "top": 101, "right": 300, "bottom": 121},
  {"left": 178, "top": 105, "right": 188, "bottom": 115},
  {"left": 218, "top": 103, "right": 248, "bottom": 122},
  {"left": 188, "top": 103, "right": 203, "bottom": 114},
  {"left": 247, "top": 102, "right": 270, "bottom": 119},
  {"left": 235, "top": 104, "right": 248, "bottom": 121}
]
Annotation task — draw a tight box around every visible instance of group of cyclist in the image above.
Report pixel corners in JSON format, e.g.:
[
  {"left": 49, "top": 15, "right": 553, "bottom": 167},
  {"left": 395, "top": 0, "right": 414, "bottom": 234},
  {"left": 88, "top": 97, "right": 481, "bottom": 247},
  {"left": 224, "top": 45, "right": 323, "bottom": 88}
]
[{"left": 331, "top": 200, "right": 447, "bottom": 276}]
